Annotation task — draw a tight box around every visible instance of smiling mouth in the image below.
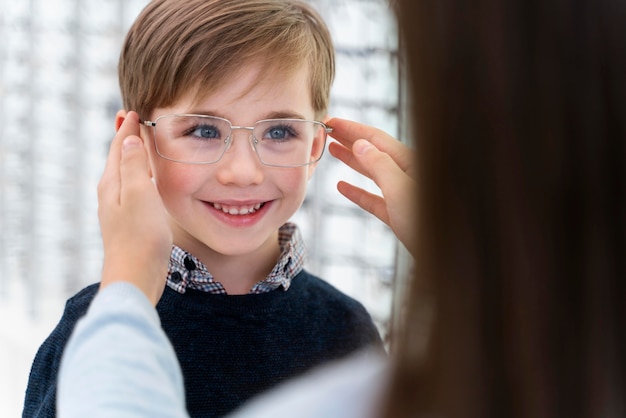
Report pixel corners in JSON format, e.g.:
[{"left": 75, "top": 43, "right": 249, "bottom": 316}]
[{"left": 211, "top": 202, "right": 265, "bottom": 215}]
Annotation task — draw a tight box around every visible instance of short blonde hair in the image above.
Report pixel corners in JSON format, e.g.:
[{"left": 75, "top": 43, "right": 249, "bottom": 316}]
[{"left": 119, "top": 0, "right": 335, "bottom": 120}]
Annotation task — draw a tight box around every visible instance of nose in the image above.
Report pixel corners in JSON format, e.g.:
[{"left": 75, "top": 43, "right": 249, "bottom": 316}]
[{"left": 214, "top": 129, "right": 264, "bottom": 186}]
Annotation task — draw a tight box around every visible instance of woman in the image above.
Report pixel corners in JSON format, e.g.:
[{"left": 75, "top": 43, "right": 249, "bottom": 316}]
[{"left": 386, "top": 1, "right": 626, "bottom": 417}]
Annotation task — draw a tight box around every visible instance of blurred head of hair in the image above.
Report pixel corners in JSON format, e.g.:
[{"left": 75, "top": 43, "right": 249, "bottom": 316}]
[{"left": 385, "top": 1, "right": 626, "bottom": 417}]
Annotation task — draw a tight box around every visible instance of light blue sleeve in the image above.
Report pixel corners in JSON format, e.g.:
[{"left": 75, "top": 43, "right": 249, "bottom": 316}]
[
  {"left": 57, "top": 282, "right": 189, "bottom": 418},
  {"left": 229, "top": 349, "right": 387, "bottom": 418}
]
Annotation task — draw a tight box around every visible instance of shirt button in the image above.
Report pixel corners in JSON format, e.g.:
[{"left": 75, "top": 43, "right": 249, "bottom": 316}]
[
  {"left": 170, "top": 271, "right": 183, "bottom": 283},
  {"left": 283, "top": 257, "right": 292, "bottom": 272},
  {"left": 184, "top": 256, "right": 197, "bottom": 271}
]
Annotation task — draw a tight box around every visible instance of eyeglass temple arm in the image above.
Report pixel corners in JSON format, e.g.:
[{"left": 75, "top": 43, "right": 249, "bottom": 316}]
[{"left": 139, "top": 119, "right": 331, "bottom": 132}]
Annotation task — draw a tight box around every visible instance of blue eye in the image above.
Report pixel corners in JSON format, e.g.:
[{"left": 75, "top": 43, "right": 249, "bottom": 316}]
[
  {"left": 191, "top": 124, "right": 221, "bottom": 139},
  {"left": 183, "top": 125, "right": 222, "bottom": 139},
  {"left": 263, "top": 124, "right": 299, "bottom": 141}
]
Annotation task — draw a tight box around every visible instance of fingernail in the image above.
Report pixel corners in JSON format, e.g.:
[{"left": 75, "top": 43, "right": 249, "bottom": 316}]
[
  {"left": 354, "top": 139, "right": 373, "bottom": 155},
  {"left": 123, "top": 136, "right": 141, "bottom": 151}
]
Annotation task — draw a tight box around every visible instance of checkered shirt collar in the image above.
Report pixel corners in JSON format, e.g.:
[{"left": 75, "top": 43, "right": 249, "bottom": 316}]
[{"left": 165, "top": 222, "right": 305, "bottom": 295}]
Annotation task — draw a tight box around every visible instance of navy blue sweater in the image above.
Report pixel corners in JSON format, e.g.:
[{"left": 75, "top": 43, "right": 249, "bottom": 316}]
[{"left": 23, "top": 270, "right": 383, "bottom": 417}]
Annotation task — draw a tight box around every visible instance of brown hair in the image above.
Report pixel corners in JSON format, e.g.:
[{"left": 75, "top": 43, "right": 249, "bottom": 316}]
[
  {"left": 118, "top": 0, "right": 334, "bottom": 120},
  {"left": 385, "top": 0, "right": 626, "bottom": 417}
]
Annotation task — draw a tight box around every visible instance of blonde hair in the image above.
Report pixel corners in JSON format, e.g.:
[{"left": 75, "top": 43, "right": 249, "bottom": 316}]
[{"left": 119, "top": 0, "right": 335, "bottom": 120}]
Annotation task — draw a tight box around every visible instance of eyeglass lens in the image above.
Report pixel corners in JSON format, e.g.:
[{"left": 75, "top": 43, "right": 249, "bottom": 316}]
[{"left": 153, "top": 115, "right": 326, "bottom": 167}]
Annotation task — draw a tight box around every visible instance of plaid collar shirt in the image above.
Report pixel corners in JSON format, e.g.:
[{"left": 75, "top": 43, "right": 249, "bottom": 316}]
[{"left": 165, "top": 222, "right": 305, "bottom": 295}]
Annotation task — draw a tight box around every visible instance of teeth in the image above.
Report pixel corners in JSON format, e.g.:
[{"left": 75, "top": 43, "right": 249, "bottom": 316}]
[{"left": 212, "top": 202, "right": 262, "bottom": 215}]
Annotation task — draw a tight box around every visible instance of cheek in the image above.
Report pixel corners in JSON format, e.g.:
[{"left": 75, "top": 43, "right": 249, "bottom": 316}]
[
  {"left": 272, "top": 168, "right": 309, "bottom": 199},
  {"left": 152, "top": 161, "right": 201, "bottom": 204}
]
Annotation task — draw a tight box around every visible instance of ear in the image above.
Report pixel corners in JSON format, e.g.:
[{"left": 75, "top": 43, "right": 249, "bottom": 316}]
[
  {"left": 307, "top": 117, "right": 330, "bottom": 180},
  {"left": 115, "top": 109, "right": 128, "bottom": 132}
]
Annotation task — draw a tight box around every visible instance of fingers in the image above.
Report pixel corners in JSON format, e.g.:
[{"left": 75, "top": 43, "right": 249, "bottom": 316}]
[
  {"left": 98, "top": 111, "right": 142, "bottom": 207},
  {"left": 336, "top": 137, "right": 417, "bottom": 255},
  {"left": 328, "top": 141, "right": 370, "bottom": 178},
  {"left": 326, "top": 117, "right": 415, "bottom": 176},
  {"left": 336, "top": 181, "right": 390, "bottom": 226},
  {"left": 326, "top": 117, "right": 383, "bottom": 144},
  {"left": 350, "top": 139, "right": 411, "bottom": 205}
]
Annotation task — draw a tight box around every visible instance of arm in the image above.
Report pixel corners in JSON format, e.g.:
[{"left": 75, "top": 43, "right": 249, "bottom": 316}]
[
  {"left": 327, "top": 118, "right": 416, "bottom": 256},
  {"left": 57, "top": 112, "right": 185, "bottom": 416},
  {"left": 57, "top": 283, "right": 188, "bottom": 418}
]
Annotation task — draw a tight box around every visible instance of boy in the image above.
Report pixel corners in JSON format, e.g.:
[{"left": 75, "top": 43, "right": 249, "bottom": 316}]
[
  {"left": 55, "top": 117, "right": 415, "bottom": 416},
  {"left": 23, "top": 1, "right": 382, "bottom": 417}
]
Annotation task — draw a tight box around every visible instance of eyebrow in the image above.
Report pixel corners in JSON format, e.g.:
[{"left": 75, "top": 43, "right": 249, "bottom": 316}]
[{"left": 185, "top": 109, "right": 308, "bottom": 121}]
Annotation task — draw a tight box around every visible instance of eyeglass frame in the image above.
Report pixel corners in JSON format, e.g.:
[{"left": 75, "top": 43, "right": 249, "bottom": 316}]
[{"left": 140, "top": 114, "right": 333, "bottom": 168}]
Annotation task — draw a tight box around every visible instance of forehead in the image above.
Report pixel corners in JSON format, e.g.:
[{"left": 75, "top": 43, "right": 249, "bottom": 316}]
[{"left": 153, "top": 63, "right": 314, "bottom": 120}]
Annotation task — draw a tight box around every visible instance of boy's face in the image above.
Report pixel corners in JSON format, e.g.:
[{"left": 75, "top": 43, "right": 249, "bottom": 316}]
[{"left": 142, "top": 64, "right": 319, "bottom": 262}]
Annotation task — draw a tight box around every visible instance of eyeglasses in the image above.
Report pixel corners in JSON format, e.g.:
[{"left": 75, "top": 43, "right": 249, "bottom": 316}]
[{"left": 141, "top": 114, "right": 332, "bottom": 168}]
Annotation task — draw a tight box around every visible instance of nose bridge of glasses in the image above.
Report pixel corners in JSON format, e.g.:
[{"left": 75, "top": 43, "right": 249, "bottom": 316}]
[{"left": 227, "top": 126, "right": 257, "bottom": 153}]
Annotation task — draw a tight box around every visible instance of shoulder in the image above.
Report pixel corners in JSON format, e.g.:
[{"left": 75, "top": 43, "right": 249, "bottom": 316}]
[
  {"left": 36, "top": 283, "right": 99, "bottom": 350},
  {"left": 30, "top": 283, "right": 99, "bottom": 358},
  {"left": 63, "top": 283, "right": 100, "bottom": 317},
  {"left": 292, "top": 270, "right": 369, "bottom": 313},
  {"left": 23, "top": 283, "right": 100, "bottom": 416},
  {"left": 290, "top": 270, "right": 383, "bottom": 342}
]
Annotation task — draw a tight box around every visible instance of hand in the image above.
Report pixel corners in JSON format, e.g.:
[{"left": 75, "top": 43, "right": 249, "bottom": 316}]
[
  {"left": 97, "top": 111, "right": 172, "bottom": 305},
  {"left": 327, "top": 117, "right": 416, "bottom": 256}
]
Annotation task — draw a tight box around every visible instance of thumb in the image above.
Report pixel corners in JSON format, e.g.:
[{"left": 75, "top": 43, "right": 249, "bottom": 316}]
[{"left": 120, "top": 135, "right": 152, "bottom": 202}]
